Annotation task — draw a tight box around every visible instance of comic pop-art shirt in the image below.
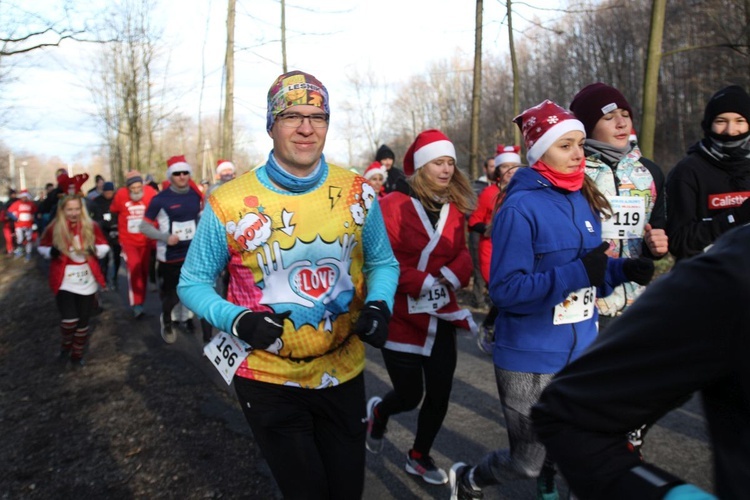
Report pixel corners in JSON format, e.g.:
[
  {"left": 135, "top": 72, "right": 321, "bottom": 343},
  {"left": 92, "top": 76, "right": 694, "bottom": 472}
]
[{"left": 178, "top": 159, "right": 398, "bottom": 389}]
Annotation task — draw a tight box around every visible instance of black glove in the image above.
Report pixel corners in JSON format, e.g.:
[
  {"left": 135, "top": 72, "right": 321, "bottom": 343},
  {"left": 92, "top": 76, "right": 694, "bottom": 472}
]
[
  {"left": 734, "top": 197, "right": 750, "bottom": 224},
  {"left": 50, "top": 246, "right": 61, "bottom": 259},
  {"left": 352, "top": 301, "right": 391, "bottom": 348},
  {"left": 580, "top": 242, "right": 609, "bottom": 287},
  {"left": 623, "top": 257, "right": 655, "bottom": 286},
  {"left": 232, "top": 310, "right": 291, "bottom": 351}
]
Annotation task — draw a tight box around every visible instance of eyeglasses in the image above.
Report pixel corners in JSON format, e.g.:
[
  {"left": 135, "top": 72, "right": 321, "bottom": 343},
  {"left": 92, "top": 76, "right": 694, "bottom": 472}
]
[
  {"left": 276, "top": 112, "right": 329, "bottom": 129},
  {"left": 172, "top": 171, "right": 190, "bottom": 177}
]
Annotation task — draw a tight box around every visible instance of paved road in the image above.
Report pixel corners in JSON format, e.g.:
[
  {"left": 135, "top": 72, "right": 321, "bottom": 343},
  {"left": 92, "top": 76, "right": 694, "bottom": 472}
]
[{"left": 109, "top": 271, "right": 714, "bottom": 499}]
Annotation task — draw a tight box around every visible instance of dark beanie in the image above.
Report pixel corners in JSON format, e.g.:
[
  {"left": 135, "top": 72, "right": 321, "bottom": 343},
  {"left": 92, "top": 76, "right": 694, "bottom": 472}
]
[
  {"left": 103, "top": 181, "right": 115, "bottom": 191},
  {"left": 375, "top": 144, "right": 395, "bottom": 162},
  {"left": 570, "top": 83, "right": 634, "bottom": 136},
  {"left": 701, "top": 85, "right": 750, "bottom": 133}
]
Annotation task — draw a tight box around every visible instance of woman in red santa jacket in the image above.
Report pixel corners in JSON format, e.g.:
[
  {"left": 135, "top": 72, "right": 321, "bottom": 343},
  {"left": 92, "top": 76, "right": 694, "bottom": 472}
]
[
  {"left": 365, "top": 129, "right": 477, "bottom": 485},
  {"left": 38, "top": 194, "right": 109, "bottom": 367}
]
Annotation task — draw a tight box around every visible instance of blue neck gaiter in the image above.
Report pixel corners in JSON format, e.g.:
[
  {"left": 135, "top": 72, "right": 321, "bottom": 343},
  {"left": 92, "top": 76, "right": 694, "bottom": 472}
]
[{"left": 266, "top": 151, "right": 326, "bottom": 193}]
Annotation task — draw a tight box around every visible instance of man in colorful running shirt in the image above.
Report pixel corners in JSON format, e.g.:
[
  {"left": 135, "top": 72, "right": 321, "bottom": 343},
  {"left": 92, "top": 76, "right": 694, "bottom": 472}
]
[
  {"left": 140, "top": 155, "right": 203, "bottom": 343},
  {"left": 177, "top": 70, "right": 399, "bottom": 499}
]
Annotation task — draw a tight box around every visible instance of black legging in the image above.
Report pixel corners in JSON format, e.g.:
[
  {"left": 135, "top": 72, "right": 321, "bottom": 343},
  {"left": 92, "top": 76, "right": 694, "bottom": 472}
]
[
  {"left": 158, "top": 261, "right": 183, "bottom": 322},
  {"left": 377, "top": 319, "right": 457, "bottom": 455}
]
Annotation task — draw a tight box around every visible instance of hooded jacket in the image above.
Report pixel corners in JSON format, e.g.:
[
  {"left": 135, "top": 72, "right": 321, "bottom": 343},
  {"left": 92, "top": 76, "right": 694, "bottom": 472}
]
[{"left": 489, "top": 167, "right": 627, "bottom": 373}]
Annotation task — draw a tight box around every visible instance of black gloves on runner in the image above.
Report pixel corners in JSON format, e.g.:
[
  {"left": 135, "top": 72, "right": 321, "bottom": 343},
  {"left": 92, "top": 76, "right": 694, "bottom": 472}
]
[
  {"left": 352, "top": 301, "right": 391, "bottom": 348},
  {"left": 734, "top": 197, "right": 750, "bottom": 224},
  {"left": 49, "top": 246, "right": 61, "bottom": 259},
  {"left": 580, "top": 242, "right": 609, "bottom": 287},
  {"left": 623, "top": 258, "right": 655, "bottom": 285},
  {"left": 232, "top": 310, "right": 291, "bottom": 351}
]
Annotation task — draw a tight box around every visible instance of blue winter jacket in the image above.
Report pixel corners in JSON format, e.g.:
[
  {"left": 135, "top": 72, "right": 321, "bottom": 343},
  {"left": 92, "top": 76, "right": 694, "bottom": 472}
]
[{"left": 489, "top": 167, "right": 628, "bottom": 374}]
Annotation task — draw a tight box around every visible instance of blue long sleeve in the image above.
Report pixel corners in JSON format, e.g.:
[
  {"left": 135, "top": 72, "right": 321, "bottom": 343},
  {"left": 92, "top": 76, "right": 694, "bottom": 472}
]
[
  {"left": 177, "top": 203, "right": 245, "bottom": 333},
  {"left": 361, "top": 198, "right": 399, "bottom": 311}
]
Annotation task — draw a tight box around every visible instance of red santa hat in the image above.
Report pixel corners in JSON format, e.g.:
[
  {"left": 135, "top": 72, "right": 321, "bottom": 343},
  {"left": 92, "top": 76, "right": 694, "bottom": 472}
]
[
  {"left": 363, "top": 161, "right": 388, "bottom": 181},
  {"left": 18, "top": 189, "right": 31, "bottom": 199},
  {"left": 216, "top": 159, "right": 236, "bottom": 175},
  {"left": 57, "top": 172, "right": 90, "bottom": 196},
  {"left": 513, "top": 100, "right": 585, "bottom": 166},
  {"left": 495, "top": 145, "right": 521, "bottom": 166},
  {"left": 629, "top": 127, "right": 638, "bottom": 144},
  {"left": 166, "top": 155, "right": 192, "bottom": 177},
  {"left": 403, "top": 129, "right": 456, "bottom": 176}
]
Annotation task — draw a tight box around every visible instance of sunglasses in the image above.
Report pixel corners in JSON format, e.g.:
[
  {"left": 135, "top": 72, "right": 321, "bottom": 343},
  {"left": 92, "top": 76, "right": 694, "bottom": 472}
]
[{"left": 172, "top": 171, "right": 190, "bottom": 177}]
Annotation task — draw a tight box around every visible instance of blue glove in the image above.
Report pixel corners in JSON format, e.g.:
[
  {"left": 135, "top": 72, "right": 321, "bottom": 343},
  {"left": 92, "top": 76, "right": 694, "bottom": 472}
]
[{"left": 663, "top": 484, "right": 717, "bottom": 500}]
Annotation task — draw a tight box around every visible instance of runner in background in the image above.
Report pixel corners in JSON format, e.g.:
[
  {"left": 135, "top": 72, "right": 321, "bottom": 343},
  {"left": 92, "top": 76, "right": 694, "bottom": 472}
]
[
  {"left": 363, "top": 161, "right": 388, "bottom": 199},
  {"left": 38, "top": 180, "right": 109, "bottom": 368},
  {"left": 2, "top": 189, "right": 18, "bottom": 256},
  {"left": 90, "top": 181, "right": 121, "bottom": 290},
  {"left": 140, "top": 155, "right": 203, "bottom": 344},
  {"left": 109, "top": 171, "right": 157, "bottom": 318},
  {"left": 468, "top": 145, "right": 522, "bottom": 354},
  {"left": 7, "top": 189, "right": 37, "bottom": 260}
]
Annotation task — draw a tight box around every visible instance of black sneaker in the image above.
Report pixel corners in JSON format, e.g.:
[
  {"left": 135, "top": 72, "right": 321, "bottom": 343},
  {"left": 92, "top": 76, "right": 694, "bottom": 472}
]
[
  {"left": 405, "top": 451, "right": 448, "bottom": 485},
  {"left": 450, "top": 462, "right": 483, "bottom": 499},
  {"left": 184, "top": 319, "right": 195, "bottom": 333},
  {"left": 365, "top": 396, "right": 386, "bottom": 453}
]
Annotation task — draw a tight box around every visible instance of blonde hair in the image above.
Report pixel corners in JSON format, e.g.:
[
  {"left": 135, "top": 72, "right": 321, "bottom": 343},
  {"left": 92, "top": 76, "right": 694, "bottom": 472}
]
[
  {"left": 409, "top": 163, "right": 476, "bottom": 214},
  {"left": 46, "top": 195, "right": 96, "bottom": 258}
]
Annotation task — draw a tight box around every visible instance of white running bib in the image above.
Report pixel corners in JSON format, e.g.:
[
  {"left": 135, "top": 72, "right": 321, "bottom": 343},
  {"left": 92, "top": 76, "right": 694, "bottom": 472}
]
[
  {"left": 204, "top": 331, "right": 250, "bottom": 385},
  {"left": 407, "top": 283, "right": 450, "bottom": 314},
  {"left": 553, "top": 287, "right": 596, "bottom": 325},
  {"left": 601, "top": 196, "right": 645, "bottom": 240},
  {"left": 172, "top": 220, "right": 196, "bottom": 241}
]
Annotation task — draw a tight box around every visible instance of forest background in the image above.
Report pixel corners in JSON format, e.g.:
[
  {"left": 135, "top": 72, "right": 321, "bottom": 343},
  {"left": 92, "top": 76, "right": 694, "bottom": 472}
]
[{"left": 0, "top": 0, "right": 748, "bottom": 194}]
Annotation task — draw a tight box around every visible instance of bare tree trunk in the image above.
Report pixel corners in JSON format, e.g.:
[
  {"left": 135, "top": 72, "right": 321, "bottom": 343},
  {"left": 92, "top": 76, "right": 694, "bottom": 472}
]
[
  {"left": 469, "top": 0, "right": 483, "bottom": 179},
  {"left": 281, "top": 0, "right": 287, "bottom": 73},
  {"left": 507, "top": 0, "right": 521, "bottom": 148},
  {"left": 222, "top": 0, "right": 236, "bottom": 159},
  {"left": 641, "top": 0, "right": 666, "bottom": 159}
]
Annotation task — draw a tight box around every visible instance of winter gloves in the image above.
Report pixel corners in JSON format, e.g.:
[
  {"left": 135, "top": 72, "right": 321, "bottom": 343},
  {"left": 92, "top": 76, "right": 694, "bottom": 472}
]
[
  {"left": 232, "top": 310, "right": 291, "bottom": 351},
  {"left": 231, "top": 301, "right": 391, "bottom": 353},
  {"left": 581, "top": 242, "right": 609, "bottom": 286},
  {"left": 352, "top": 300, "right": 391, "bottom": 348},
  {"left": 734, "top": 197, "right": 750, "bottom": 224},
  {"left": 582, "top": 242, "right": 655, "bottom": 287},
  {"left": 623, "top": 258, "right": 655, "bottom": 286}
]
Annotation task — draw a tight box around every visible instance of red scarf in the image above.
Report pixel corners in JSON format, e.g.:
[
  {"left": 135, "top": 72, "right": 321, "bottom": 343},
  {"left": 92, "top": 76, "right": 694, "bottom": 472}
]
[{"left": 532, "top": 158, "right": 586, "bottom": 191}]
